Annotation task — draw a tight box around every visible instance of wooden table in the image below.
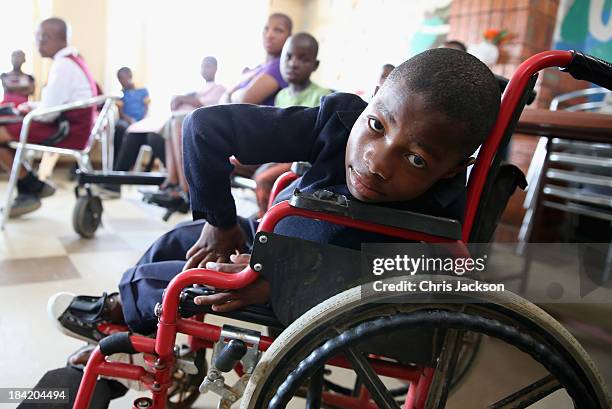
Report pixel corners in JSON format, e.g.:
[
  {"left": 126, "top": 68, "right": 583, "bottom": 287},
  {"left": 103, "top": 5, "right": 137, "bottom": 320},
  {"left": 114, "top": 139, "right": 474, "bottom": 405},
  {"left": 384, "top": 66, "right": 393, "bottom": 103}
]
[{"left": 516, "top": 108, "right": 612, "bottom": 142}]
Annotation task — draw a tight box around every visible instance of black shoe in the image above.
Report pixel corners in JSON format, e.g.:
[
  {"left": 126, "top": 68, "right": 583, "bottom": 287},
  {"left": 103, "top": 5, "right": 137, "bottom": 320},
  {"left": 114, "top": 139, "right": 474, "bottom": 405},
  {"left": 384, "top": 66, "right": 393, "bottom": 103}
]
[
  {"left": 9, "top": 194, "right": 41, "bottom": 218},
  {"left": 48, "top": 292, "right": 125, "bottom": 343},
  {"left": 17, "top": 172, "right": 56, "bottom": 199},
  {"left": 144, "top": 190, "right": 190, "bottom": 213}
]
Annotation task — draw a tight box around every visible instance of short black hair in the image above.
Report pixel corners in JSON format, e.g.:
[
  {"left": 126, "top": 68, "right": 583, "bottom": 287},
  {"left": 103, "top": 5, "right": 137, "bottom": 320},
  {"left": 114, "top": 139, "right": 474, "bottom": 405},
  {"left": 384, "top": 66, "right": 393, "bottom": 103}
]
[
  {"left": 444, "top": 40, "right": 467, "bottom": 52},
  {"left": 291, "top": 32, "right": 319, "bottom": 56},
  {"left": 384, "top": 48, "right": 500, "bottom": 158},
  {"left": 117, "top": 67, "right": 131, "bottom": 77},
  {"left": 202, "top": 56, "right": 218, "bottom": 66},
  {"left": 41, "top": 17, "right": 68, "bottom": 42},
  {"left": 269, "top": 13, "right": 293, "bottom": 34}
]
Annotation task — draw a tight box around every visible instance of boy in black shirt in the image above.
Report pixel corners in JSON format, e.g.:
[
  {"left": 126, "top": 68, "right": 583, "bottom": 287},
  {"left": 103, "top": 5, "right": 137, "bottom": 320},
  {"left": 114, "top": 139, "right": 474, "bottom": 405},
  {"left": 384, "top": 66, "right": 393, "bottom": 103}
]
[{"left": 51, "top": 48, "right": 500, "bottom": 340}]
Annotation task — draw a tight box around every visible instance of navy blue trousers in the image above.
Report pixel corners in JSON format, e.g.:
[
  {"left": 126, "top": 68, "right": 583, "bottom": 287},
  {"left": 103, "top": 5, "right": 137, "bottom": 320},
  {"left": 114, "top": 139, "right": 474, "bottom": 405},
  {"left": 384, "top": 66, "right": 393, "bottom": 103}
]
[{"left": 119, "top": 217, "right": 258, "bottom": 334}]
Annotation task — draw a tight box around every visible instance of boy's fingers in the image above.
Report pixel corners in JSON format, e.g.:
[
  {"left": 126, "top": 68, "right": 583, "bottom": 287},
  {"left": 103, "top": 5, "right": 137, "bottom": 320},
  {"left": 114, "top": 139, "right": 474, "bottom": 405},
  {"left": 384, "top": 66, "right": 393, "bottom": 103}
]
[
  {"left": 185, "top": 244, "right": 200, "bottom": 259},
  {"left": 197, "top": 253, "right": 218, "bottom": 269},
  {"left": 184, "top": 248, "right": 208, "bottom": 270},
  {"left": 212, "top": 299, "right": 245, "bottom": 313},
  {"left": 231, "top": 253, "right": 251, "bottom": 264},
  {"left": 216, "top": 255, "right": 229, "bottom": 264},
  {"left": 184, "top": 254, "right": 201, "bottom": 271},
  {"left": 206, "top": 262, "right": 245, "bottom": 273},
  {"left": 194, "top": 292, "right": 234, "bottom": 305}
]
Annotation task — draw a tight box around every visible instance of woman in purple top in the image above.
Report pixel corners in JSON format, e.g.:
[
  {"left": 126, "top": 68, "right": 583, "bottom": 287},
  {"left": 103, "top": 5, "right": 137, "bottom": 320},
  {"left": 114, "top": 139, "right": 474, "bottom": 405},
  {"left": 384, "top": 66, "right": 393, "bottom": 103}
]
[{"left": 221, "top": 13, "right": 291, "bottom": 106}]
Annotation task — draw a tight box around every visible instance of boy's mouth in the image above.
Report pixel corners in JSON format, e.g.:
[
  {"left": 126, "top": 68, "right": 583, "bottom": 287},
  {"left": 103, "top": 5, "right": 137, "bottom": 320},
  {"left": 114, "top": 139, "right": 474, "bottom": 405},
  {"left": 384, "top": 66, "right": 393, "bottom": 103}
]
[{"left": 348, "top": 166, "right": 385, "bottom": 200}]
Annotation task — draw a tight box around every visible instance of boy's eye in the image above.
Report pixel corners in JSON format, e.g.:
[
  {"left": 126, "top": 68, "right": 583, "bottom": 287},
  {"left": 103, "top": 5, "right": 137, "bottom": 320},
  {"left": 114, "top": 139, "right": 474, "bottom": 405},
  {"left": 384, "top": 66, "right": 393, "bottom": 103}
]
[
  {"left": 407, "top": 153, "right": 427, "bottom": 169},
  {"left": 367, "top": 117, "right": 385, "bottom": 134}
]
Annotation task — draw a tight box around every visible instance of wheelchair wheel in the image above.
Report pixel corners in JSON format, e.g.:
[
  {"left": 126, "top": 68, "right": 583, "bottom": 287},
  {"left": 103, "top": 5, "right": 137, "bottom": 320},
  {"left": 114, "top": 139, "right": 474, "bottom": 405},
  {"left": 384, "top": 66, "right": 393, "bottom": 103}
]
[
  {"left": 241, "top": 276, "right": 610, "bottom": 409},
  {"left": 72, "top": 196, "right": 103, "bottom": 238},
  {"left": 321, "top": 330, "right": 484, "bottom": 403},
  {"left": 166, "top": 348, "right": 207, "bottom": 409}
]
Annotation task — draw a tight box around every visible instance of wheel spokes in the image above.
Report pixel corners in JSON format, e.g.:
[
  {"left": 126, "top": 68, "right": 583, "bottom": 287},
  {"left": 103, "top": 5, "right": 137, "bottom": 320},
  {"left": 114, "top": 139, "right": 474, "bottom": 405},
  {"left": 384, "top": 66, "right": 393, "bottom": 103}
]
[
  {"left": 306, "top": 367, "right": 324, "bottom": 409},
  {"left": 487, "top": 375, "right": 562, "bottom": 409},
  {"left": 424, "top": 329, "right": 465, "bottom": 409},
  {"left": 344, "top": 346, "right": 402, "bottom": 409}
]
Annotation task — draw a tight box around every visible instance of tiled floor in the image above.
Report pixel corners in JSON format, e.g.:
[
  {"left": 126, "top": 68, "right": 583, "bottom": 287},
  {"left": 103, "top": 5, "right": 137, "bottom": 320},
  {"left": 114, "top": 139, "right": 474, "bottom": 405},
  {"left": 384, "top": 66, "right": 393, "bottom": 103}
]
[{"left": 0, "top": 171, "right": 610, "bottom": 408}]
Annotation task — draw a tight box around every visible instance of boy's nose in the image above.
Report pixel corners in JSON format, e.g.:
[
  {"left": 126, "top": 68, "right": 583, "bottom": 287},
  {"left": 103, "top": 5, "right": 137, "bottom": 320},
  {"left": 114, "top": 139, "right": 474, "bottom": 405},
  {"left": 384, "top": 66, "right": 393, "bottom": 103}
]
[{"left": 364, "top": 151, "right": 391, "bottom": 181}]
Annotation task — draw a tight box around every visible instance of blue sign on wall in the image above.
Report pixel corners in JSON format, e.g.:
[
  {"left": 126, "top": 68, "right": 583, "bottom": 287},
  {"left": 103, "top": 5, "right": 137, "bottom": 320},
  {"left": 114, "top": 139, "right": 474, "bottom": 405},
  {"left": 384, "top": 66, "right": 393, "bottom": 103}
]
[{"left": 554, "top": 0, "right": 611, "bottom": 61}]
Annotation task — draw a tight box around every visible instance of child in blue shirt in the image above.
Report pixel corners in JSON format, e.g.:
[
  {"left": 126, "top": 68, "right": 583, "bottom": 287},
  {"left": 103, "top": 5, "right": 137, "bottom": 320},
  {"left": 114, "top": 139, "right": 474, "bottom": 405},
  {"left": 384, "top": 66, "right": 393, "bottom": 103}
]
[
  {"left": 117, "top": 67, "right": 150, "bottom": 124},
  {"left": 51, "top": 48, "right": 501, "bottom": 339}
]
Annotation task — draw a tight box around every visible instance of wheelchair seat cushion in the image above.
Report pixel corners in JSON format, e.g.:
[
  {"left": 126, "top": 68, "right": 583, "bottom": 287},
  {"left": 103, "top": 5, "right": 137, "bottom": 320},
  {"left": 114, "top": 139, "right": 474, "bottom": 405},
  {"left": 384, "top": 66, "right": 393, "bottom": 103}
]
[{"left": 3, "top": 109, "right": 92, "bottom": 150}]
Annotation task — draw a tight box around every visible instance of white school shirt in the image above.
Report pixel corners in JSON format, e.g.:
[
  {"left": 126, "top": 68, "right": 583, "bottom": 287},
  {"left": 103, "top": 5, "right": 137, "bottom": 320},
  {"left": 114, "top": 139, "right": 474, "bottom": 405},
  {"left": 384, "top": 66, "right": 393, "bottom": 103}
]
[{"left": 37, "top": 46, "right": 94, "bottom": 121}]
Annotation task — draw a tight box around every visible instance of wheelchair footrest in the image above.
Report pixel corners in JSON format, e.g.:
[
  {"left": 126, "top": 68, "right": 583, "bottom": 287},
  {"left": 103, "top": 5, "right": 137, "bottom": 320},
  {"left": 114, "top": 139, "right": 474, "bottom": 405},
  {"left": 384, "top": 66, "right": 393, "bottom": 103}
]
[{"left": 179, "top": 287, "right": 285, "bottom": 329}]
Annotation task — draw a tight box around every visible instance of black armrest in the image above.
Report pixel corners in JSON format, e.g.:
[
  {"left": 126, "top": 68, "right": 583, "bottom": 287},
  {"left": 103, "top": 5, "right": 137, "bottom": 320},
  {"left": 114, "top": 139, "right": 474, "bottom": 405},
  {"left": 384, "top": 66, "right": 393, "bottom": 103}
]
[
  {"left": 179, "top": 287, "right": 284, "bottom": 328},
  {"left": 76, "top": 170, "right": 167, "bottom": 185},
  {"left": 289, "top": 189, "right": 462, "bottom": 240}
]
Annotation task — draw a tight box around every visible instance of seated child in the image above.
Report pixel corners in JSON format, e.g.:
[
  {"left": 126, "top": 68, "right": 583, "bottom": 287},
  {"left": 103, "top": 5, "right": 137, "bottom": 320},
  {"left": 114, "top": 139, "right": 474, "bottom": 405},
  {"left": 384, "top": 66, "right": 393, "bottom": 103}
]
[
  {"left": 107, "top": 68, "right": 163, "bottom": 194},
  {"left": 151, "top": 56, "right": 226, "bottom": 204},
  {"left": 274, "top": 32, "right": 332, "bottom": 107},
  {"left": 116, "top": 67, "right": 150, "bottom": 125},
  {"left": 50, "top": 48, "right": 500, "bottom": 349},
  {"left": 171, "top": 56, "right": 225, "bottom": 111},
  {"left": 254, "top": 32, "right": 333, "bottom": 215},
  {"left": 1, "top": 50, "right": 35, "bottom": 105},
  {"left": 112, "top": 67, "right": 153, "bottom": 168}
]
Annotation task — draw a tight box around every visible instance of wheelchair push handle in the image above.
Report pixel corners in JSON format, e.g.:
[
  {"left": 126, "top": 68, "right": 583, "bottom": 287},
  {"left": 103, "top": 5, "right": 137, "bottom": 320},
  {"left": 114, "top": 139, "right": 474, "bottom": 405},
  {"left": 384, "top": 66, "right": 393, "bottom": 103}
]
[{"left": 562, "top": 50, "right": 612, "bottom": 90}]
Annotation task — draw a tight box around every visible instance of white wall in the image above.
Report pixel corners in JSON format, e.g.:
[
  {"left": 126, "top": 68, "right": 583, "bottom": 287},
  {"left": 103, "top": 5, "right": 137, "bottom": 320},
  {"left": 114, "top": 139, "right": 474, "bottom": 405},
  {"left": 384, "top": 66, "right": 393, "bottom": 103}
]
[
  {"left": 105, "top": 0, "right": 269, "bottom": 116},
  {"left": 302, "top": 0, "right": 451, "bottom": 97}
]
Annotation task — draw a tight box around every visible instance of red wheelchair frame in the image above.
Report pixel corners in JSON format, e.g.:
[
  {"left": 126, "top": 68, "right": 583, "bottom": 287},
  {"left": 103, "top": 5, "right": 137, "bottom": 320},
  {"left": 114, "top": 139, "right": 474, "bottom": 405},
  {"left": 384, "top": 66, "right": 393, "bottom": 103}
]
[{"left": 72, "top": 50, "right": 606, "bottom": 409}]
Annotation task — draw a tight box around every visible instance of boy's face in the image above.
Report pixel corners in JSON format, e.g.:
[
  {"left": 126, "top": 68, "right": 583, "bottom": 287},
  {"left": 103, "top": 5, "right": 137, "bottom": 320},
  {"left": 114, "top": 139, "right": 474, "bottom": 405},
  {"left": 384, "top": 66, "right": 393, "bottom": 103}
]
[
  {"left": 200, "top": 60, "right": 217, "bottom": 82},
  {"left": 117, "top": 70, "right": 133, "bottom": 89},
  {"left": 280, "top": 36, "right": 318, "bottom": 85},
  {"left": 263, "top": 16, "right": 290, "bottom": 56},
  {"left": 345, "top": 87, "right": 469, "bottom": 203},
  {"left": 36, "top": 22, "right": 66, "bottom": 58}
]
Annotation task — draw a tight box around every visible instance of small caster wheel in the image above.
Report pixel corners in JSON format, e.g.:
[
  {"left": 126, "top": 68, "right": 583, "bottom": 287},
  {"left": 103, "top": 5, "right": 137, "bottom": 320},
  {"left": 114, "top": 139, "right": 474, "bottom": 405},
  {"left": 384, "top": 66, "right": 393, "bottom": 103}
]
[{"left": 72, "top": 195, "right": 103, "bottom": 238}]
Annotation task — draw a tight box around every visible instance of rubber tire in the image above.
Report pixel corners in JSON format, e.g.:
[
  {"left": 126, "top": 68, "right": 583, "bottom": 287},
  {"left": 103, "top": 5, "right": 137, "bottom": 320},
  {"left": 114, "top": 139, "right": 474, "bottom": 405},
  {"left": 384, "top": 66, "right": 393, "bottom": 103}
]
[
  {"left": 72, "top": 196, "right": 103, "bottom": 239},
  {"left": 240, "top": 275, "right": 610, "bottom": 409}
]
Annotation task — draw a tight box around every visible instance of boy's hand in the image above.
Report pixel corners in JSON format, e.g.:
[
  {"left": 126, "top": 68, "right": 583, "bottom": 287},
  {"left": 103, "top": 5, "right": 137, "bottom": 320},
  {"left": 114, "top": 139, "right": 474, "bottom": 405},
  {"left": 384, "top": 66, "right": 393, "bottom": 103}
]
[
  {"left": 170, "top": 96, "right": 184, "bottom": 111},
  {"left": 184, "top": 223, "right": 247, "bottom": 270},
  {"left": 17, "top": 102, "right": 32, "bottom": 114},
  {"left": 194, "top": 254, "right": 271, "bottom": 312}
]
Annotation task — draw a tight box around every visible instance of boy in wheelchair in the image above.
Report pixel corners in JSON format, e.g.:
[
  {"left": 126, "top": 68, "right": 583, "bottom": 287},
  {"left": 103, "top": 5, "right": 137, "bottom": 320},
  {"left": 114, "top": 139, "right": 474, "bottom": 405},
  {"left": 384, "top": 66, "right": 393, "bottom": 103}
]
[{"left": 49, "top": 47, "right": 500, "bottom": 369}]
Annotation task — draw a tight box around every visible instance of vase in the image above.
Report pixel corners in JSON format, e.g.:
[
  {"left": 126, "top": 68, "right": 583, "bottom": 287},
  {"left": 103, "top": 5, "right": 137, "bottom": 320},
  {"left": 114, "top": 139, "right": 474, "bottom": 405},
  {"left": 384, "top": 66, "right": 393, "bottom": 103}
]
[{"left": 467, "top": 41, "right": 500, "bottom": 67}]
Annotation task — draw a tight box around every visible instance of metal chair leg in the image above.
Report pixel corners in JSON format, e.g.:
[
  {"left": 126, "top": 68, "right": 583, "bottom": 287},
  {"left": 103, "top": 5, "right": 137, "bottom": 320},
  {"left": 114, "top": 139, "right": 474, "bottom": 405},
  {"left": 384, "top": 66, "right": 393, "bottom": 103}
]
[
  {"left": 1, "top": 142, "right": 27, "bottom": 229},
  {"left": 517, "top": 137, "right": 548, "bottom": 254}
]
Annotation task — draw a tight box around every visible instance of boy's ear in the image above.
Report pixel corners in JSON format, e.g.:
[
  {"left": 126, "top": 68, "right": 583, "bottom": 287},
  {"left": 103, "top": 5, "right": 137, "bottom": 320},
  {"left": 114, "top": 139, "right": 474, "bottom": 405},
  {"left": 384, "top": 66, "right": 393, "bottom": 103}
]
[
  {"left": 441, "top": 157, "right": 475, "bottom": 178},
  {"left": 314, "top": 60, "right": 320, "bottom": 71}
]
